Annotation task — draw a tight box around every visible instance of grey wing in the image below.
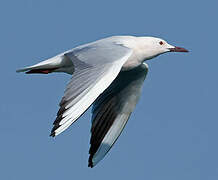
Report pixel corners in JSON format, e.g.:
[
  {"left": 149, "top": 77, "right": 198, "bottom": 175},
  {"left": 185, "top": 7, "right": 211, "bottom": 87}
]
[
  {"left": 51, "top": 42, "right": 132, "bottom": 136},
  {"left": 88, "top": 63, "right": 148, "bottom": 167}
]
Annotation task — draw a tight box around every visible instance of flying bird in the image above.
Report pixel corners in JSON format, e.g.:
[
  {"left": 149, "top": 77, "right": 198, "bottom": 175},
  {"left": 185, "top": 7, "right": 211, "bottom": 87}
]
[{"left": 16, "top": 36, "right": 188, "bottom": 167}]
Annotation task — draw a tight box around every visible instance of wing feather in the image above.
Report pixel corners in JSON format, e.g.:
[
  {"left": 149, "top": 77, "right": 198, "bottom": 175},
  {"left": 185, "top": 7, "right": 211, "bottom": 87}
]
[
  {"left": 88, "top": 63, "right": 148, "bottom": 167},
  {"left": 50, "top": 42, "right": 132, "bottom": 137}
]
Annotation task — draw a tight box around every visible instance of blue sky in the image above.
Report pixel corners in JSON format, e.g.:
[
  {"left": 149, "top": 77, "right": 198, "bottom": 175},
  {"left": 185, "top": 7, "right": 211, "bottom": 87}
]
[{"left": 1, "top": 0, "right": 218, "bottom": 179}]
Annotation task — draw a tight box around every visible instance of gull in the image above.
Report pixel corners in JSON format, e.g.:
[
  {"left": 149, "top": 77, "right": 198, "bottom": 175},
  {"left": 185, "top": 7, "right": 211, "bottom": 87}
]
[{"left": 16, "top": 36, "right": 188, "bottom": 167}]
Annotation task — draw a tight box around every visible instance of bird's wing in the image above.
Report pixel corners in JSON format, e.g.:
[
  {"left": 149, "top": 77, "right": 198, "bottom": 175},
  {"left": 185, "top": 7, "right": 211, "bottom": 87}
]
[
  {"left": 88, "top": 63, "right": 148, "bottom": 167},
  {"left": 51, "top": 42, "right": 132, "bottom": 137}
]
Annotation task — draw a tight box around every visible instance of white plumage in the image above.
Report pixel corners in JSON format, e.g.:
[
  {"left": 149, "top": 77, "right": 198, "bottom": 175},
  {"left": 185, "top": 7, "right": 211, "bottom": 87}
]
[{"left": 17, "top": 35, "right": 188, "bottom": 167}]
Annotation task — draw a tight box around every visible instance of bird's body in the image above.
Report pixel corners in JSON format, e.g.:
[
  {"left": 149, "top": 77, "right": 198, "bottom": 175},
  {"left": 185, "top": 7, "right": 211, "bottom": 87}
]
[{"left": 17, "top": 35, "right": 188, "bottom": 167}]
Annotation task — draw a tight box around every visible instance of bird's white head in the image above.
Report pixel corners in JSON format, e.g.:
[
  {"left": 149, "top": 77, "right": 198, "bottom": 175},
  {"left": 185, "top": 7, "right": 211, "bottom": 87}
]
[{"left": 136, "top": 37, "right": 188, "bottom": 61}]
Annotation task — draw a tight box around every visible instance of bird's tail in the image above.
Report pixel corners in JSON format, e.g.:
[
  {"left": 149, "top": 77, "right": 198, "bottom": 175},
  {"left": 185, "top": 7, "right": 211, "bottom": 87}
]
[{"left": 16, "top": 55, "right": 73, "bottom": 74}]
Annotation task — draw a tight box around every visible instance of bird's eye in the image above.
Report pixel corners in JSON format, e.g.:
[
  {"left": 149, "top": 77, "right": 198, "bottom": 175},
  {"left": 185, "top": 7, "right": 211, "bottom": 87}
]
[{"left": 159, "top": 41, "right": 164, "bottom": 45}]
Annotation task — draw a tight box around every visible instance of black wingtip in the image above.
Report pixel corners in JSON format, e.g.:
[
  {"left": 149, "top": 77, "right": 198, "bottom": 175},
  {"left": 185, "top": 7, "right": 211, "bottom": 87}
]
[
  {"left": 50, "top": 124, "right": 61, "bottom": 137},
  {"left": 88, "top": 163, "right": 93, "bottom": 168},
  {"left": 88, "top": 155, "right": 94, "bottom": 168},
  {"left": 50, "top": 131, "right": 56, "bottom": 137}
]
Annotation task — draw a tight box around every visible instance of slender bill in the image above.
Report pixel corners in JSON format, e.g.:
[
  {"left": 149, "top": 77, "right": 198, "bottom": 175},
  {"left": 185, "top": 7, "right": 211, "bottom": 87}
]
[{"left": 169, "top": 46, "right": 189, "bottom": 52}]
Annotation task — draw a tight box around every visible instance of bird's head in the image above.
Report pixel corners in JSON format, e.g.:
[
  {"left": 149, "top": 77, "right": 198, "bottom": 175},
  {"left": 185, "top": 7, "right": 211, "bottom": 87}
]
[{"left": 137, "top": 37, "right": 188, "bottom": 60}]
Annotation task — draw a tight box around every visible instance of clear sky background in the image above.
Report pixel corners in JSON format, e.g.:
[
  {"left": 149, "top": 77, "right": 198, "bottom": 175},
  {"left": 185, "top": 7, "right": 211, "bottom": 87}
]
[{"left": 1, "top": 0, "right": 218, "bottom": 179}]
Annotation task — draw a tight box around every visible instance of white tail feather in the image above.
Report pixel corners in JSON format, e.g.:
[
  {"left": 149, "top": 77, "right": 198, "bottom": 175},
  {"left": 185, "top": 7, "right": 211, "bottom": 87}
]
[{"left": 16, "top": 55, "right": 73, "bottom": 74}]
